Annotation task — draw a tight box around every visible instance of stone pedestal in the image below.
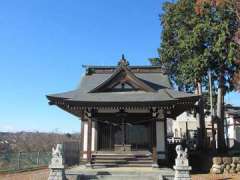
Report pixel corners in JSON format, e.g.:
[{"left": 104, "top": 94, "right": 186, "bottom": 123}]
[
  {"left": 173, "top": 145, "right": 192, "bottom": 180},
  {"left": 48, "top": 169, "right": 66, "bottom": 180},
  {"left": 48, "top": 144, "right": 67, "bottom": 180}
]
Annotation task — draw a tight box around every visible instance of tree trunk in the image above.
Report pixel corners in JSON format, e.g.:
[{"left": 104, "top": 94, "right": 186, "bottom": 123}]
[
  {"left": 216, "top": 72, "right": 227, "bottom": 152},
  {"left": 195, "top": 81, "right": 207, "bottom": 150},
  {"left": 197, "top": 82, "right": 202, "bottom": 95}
]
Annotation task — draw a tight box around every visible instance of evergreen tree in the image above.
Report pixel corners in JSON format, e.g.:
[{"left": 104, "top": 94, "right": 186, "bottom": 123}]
[{"left": 151, "top": 0, "right": 240, "bottom": 151}]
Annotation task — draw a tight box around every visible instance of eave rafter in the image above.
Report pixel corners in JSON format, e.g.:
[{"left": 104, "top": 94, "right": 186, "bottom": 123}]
[{"left": 48, "top": 96, "right": 198, "bottom": 117}]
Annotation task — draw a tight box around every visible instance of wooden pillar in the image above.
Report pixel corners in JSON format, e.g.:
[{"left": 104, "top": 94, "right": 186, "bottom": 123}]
[
  {"left": 151, "top": 108, "right": 159, "bottom": 167},
  {"left": 156, "top": 110, "right": 167, "bottom": 164},
  {"left": 121, "top": 117, "right": 125, "bottom": 145},
  {"left": 80, "top": 119, "right": 84, "bottom": 162},
  {"left": 163, "top": 113, "right": 168, "bottom": 161},
  {"left": 152, "top": 119, "right": 158, "bottom": 167},
  {"left": 87, "top": 111, "right": 92, "bottom": 164},
  {"left": 94, "top": 121, "right": 98, "bottom": 151}
]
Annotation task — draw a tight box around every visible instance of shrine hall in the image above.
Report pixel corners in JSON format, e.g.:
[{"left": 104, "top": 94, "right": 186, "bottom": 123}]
[{"left": 46, "top": 56, "right": 200, "bottom": 167}]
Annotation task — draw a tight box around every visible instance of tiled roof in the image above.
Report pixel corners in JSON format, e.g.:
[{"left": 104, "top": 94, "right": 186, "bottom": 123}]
[{"left": 47, "top": 70, "right": 198, "bottom": 103}]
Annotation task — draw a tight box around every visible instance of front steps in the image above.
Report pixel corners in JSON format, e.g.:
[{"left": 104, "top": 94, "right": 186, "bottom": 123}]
[{"left": 91, "top": 152, "right": 153, "bottom": 167}]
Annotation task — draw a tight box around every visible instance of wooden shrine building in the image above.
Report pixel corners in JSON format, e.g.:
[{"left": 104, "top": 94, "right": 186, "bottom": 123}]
[{"left": 47, "top": 56, "right": 200, "bottom": 167}]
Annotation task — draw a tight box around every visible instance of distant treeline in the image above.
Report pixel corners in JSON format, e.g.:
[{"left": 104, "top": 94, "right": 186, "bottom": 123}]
[{"left": 0, "top": 132, "right": 80, "bottom": 153}]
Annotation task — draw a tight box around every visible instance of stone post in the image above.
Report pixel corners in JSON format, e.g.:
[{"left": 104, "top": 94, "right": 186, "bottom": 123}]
[
  {"left": 48, "top": 144, "right": 67, "bottom": 180},
  {"left": 173, "top": 145, "right": 192, "bottom": 180}
]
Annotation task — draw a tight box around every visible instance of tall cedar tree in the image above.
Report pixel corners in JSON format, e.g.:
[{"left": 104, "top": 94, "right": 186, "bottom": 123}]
[
  {"left": 197, "top": 1, "right": 240, "bottom": 91},
  {"left": 151, "top": 0, "right": 240, "bottom": 151},
  {"left": 196, "top": 0, "right": 240, "bottom": 151},
  {"left": 233, "top": 0, "right": 240, "bottom": 90}
]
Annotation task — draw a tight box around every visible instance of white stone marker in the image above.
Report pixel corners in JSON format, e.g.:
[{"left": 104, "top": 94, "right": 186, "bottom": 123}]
[
  {"left": 48, "top": 144, "right": 67, "bottom": 180},
  {"left": 173, "top": 145, "right": 192, "bottom": 180}
]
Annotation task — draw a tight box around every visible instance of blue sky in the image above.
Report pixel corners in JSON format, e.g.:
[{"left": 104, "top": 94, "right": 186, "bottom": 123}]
[{"left": 0, "top": 0, "right": 239, "bottom": 133}]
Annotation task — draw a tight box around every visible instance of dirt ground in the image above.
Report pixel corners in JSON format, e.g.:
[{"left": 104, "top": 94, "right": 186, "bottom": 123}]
[
  {"left": 0, "top": 169, "right": 49, "bottom": 180},
  {"left": 0, "top": 169, "right": 240, "bottom": 180}
]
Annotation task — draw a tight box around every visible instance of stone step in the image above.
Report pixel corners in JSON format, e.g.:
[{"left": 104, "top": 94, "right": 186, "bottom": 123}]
[
  {"left": 92, "top": 163, "right": 153, "bottom": 167},
  {"left": 91, "top": 153, "right": 153, "bottom": 167},
  {"left": 92, "top": 153, "right": 151, "bottom": 157},
  {"left": 92, "top": 157, "right": 152, "bottom": 160},
  {"left": 127, "top": 160, "right": 153, "bottom": 163},
  {"left": 92, "top": 160, "right": 153, "bottom": 164},
  {"left": 92, "top": 160, "right": 152, "bottom": 164},
  {"left": 92, "top": 155, "right": 134, "bottom": 157},
  {"left": 92, "top": 154, "right": 151, "bottom": 158},
  {"left": 92, "top": 159, "right": 128, "bottom": 163}
]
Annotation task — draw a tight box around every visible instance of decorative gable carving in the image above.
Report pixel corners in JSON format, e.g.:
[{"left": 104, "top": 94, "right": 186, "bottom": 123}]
[
  {"left": 89, "top": 55, "right": 156, "bottom": 93},
  {"left": 112, "top": 82, "right": 136, "bottom": 91}
]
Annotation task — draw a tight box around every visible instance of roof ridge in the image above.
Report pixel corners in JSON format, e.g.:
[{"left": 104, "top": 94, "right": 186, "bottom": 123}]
[{"left": 82, "top": 65, "right": 162, "bottom": 68}]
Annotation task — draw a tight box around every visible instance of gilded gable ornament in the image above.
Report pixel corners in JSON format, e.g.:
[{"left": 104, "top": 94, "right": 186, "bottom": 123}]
[{"left": 118, "top": 54, "right": 129, "bottom": 67}]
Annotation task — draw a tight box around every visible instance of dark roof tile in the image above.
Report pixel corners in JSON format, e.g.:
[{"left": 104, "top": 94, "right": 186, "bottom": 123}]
[{"left": 47, "top": 71, "right": 198, "bottom": 103}]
